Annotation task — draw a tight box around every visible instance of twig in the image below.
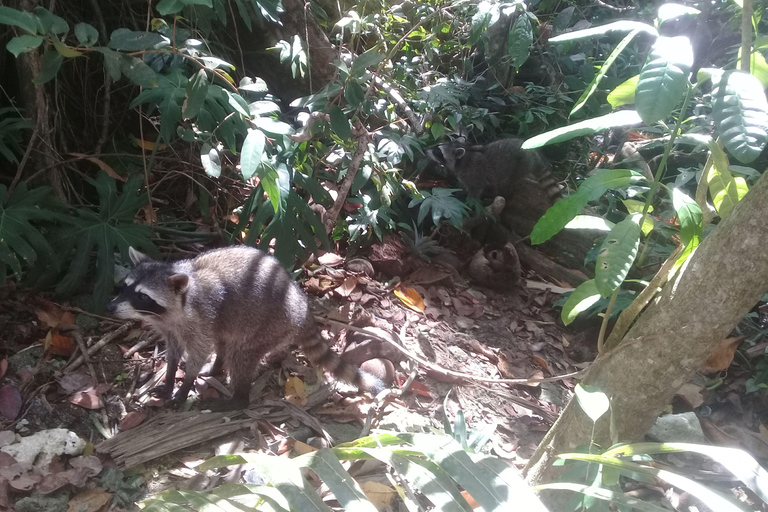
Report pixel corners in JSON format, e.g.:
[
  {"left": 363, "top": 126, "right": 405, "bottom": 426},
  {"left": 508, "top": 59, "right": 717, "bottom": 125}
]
[
  {"left": 318, "top": 317, "right": 586, "bottom": 385},
  {"left": 124, "top": 332, "right": 161, "bottom": 359},
  {"left": 373, "top": 76, "right": 421, "bottom": 134},
  {"left": 64, "top": 323, "right": 132, "bottom": 372},
  {"left": 62, "top": 305, "right": 125, "bottom": 323},
  {"left": 71, "top": 330, "right": 98, "bottom": 382},
  {"left": 323, "top": 121, "right": 370, "bottom": 233}
]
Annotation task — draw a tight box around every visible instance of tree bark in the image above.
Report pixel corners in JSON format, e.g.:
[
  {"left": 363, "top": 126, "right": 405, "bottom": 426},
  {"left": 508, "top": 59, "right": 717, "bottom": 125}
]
[{"left": 524, "top": 170, "right": 768, "bottom": 508}]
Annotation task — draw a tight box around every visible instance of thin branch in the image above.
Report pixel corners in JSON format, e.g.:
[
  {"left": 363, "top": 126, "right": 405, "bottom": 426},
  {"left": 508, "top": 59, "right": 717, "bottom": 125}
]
[{"left": 323, "top": 121, "right": 370, "bottom": 232}]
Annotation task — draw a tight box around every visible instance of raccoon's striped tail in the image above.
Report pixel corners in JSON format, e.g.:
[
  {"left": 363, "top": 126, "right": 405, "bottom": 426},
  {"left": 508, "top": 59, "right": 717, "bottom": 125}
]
[{"left": 300, "top": 326, "right": 386, "bottom": 395}]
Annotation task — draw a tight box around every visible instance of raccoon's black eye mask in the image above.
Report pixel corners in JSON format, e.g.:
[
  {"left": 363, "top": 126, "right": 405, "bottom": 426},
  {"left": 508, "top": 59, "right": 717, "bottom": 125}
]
[{"left": 121, "top": 281, "right": 166, "bottom": 316}]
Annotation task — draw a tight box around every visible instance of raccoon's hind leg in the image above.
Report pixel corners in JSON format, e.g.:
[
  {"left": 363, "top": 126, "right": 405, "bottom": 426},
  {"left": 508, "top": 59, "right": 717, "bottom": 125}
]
[{"left": 202, "top": 336, "right": 270, "bottom": 412}]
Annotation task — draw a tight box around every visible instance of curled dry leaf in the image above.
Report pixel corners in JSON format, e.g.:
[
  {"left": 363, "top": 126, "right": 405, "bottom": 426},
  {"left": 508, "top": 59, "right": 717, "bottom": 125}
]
[
  {"left": 44, "top": 331, "right": 76, "bottom": 357},
  {"left": 393, "top": 287, "right": 425, "bottom": 313},
  {"left": 0, "top": 384, "right": 22, "bottom": 420},
  {"left": 69, "top": 390, "right": 104, "bottom": 410},
  {"left": 335, "top": 276, "right": 359, "bottom": 297},
  {"left": 284, "top": 376, "right": 307, "bottom": 406},
  {"left": 317, "top": 252, "right": 344, "bottom": 267},
  {"left": 118, "top": 411, "right": 147, "bottom": 431},
  {"left": 700, "top": 336, "right": 744, "bottom": 374}
]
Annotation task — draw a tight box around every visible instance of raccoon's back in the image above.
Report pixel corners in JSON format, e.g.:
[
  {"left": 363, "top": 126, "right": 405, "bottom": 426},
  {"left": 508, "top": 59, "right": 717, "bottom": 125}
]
[{"left": 186, "top": 247, "right": 310, "bottom": 331}]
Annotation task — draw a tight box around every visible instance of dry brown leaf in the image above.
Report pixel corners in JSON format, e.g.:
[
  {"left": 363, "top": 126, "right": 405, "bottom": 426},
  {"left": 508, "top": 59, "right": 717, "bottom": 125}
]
[
  {"left": 118, "top": 411, "right": 147, "bottom": 431},
  {"left": 460, "top": 490, "right": 480, "bottom": 509},
  {"left": 284, "top": 376, "right": 307, "bottom": 406},
  {"left": 66, "top": 488, "right": 112, "bottom": 512},
  {"left": 531, "top": 355, "right": 550, "bottom": 372},
  {"left": 69, "top": 390, "right": 104, "bottom": 410},
  {"left": 44, "top": 331, "right": 76, "bottom": 357},
  {"left": 69, "top": 153, "right": 125, "bottom": 182},
  {"left": 292, "top": 440, "right": 318, "bottom": 456},
  {"left": 700, "top": 336, "right": 743, "bottom": 374},
  {"left": 360, "top": 480, "right": 397, "bottom": 510},
  {"left": 394, "top": 287, "right": 425, "bottom": 313},
  {"left": 317, "top": 253, "right": 344, "bottom": 266},
  {"left": 335, "top": 277, "right": 359, "bottom": 298}
]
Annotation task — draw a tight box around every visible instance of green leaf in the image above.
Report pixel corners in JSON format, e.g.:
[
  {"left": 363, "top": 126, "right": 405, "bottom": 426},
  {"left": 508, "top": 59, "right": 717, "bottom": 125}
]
[
  {"left": 75, "top": 23, "right": 99, "bottom": 46},
  {"left": 95, "top": 48, "right": 121, "bottom": 81},
  {"left": 604, "top": 442, "right": 768, "bottom": 503},
  {"left": 329, "top": 106, "right": 351, "bottom": 140},
  {"left": 706, "top": 141, "right": 747, "bottom": 218},
  {"left": 522, "top": 110, "right": 642, "bottom": 149},
  {"left": 351, "top": 48, "right": 385, "bottom": 77},
  {"left": 534, "top": 483, "right": 671, "bottom": 512},
  {"left": 183, "top": 69, "right": 208, "bottom": 119},
  {"left": 200, "top": 143, "right": 221, "bottom": 177},
  {"left": 531, "top": 169, "right": 645, "bottom": 244},
  {"left": 430, "top": 122, "right": 445, "bottom": 140},
  {"left": 508, "top": 14, "right": 532, "bottom": 69},
  {"left": 297, "top": 449, "right": 377, "bottom": 512},
  {"left": 119, "top": 55, "right": 158, "bottom": 87},
  {"left": 400, "top": 433, "right": 513, "bottom": 512},
  {"left": 33, "top": 50, "right": 63, "bottom": 84},
  {"left": 549, "top": 20, "right": 658, "bottom": 43},
  {"left": 6, "top": 35, "right": 43, "bottom": 57},
  {"left": 344, "top": 80, "right": 365, "bottom": 108},
  {"left": 52, "top": 39, "right": 83, "bottom": 58},
  {"left": 595, "top": 215, "right": 641, "bottom": 297},
  {"left": 410, "top": 188, "right": 469, "bottom": 229},
  {"left": 635, "top": 36, "right": 693, "bottom": 125},
  {"left": 240, "top": 129, "right": 266, "bottom": 180},
  {"left": 54, "top": 172, "right": 155, "bottom": 311},
  {"left": 556, "top": 453, "right": 746, "bottom": 512},
  {"left": 711, "top": 70, "right": 768, "bottom": 164},
  {"left": 737, "top": 48, "right": 768, "bottom": 88},
  {"left": 672, "top": 188, "right": 702, "bottom": 249},
  {"left": 34, "top": 7, "right": 68, "bottom": 34},
  {"left": 108, "top": 28, "right": 168, "bottom": 51},
  {"left": 574, "top": 384, "right": 610, "bottom": 422},
  {"left": 561, "top": 279, "right": 601, "bottom": 326},
  {"left": 565, "top": 215, "right": 614, "bottom": 231},
  {"left": 0, "top": 184, "right": 59, "bottom": 280},
  {"left": 0, "top": 6, "right": 39, "bottom": 35},
  {"left": 156, "top": 0, "right": 186, "bottom": 15},
  {"left": 212, "top": 483, "right": 291, "bottom": 512},
  {"left": 572, "top": 30, "right": 642, "bottom": 116},
  {"left": 607, "top": 74, "right": 639, "bottom": 108}
]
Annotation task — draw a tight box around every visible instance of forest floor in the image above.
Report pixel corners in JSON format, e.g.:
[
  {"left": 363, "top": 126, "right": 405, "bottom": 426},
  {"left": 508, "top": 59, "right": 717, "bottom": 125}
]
[{"left": 0, "top": 240, "right": 766, "bottom": 511}]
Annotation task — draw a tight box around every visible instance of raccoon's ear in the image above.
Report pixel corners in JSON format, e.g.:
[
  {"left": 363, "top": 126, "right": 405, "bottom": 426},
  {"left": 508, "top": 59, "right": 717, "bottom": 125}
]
[
  {"left": 128, "top": 247, "right": 150, "bottom": 266},
  {"left": 168, "top": 273, "right": 189, "bottom": 295},
  {"left": 454, "top": 147, "right": 466, "bottom": 160}
]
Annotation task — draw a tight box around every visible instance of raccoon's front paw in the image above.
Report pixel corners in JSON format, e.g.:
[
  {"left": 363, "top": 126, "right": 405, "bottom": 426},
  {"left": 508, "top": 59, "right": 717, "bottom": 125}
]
[{"left": 200, "top": 398, "right": 249, "bottom": 412}]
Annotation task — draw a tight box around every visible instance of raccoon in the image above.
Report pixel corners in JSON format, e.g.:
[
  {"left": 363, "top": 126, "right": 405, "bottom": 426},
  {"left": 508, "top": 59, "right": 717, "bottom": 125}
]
[
  {"left": 426, "top": 137, "right": 562, "bottom": 203},
  {"left": 106, "top": 246, "right": 385, "bottom": 411}
]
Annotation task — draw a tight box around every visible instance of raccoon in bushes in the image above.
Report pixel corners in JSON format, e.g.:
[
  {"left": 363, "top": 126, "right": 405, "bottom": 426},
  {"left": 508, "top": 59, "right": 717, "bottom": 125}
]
[
  {"left": 426, "top": 137, "right": 562, "bottom": 203},
  {"left": 107, "top": 246, "right": 385, "bottom": 411}
]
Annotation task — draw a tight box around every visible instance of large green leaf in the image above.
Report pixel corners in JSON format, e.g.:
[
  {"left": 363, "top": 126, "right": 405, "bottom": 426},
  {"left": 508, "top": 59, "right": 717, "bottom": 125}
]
[
  {"left": 183, "top": 69, "right": 209, "bottom": 119},
  {"left": 108, "top": 29, "right": 168, "bottom": 51},
  {"left": 508, "top": 13, "right": 532, "bottom": 69},
  {"left": 34, "top": 7, "right": 68, "bottom": 34},
  {"left": 531, "top": 169, "right": 645, "bottom": 244},
  {"left": 54, "top": 172, "right": 156, "bottom": 310},
  {"left": 534, "top": 483, "right": 671, "bottom": 512},
  {"left": 297, "top": 449, "right": 377, "bottom": 512},
  {"left": 522, "top": 110, "right": 642, "bottom": 149},
  {"left": 706, "top": 141, "right": 748, "bottom": 218},
  {"left": 595, "top": 215, "right": 641, "bottom": 297},
  {"left": 572, "top": 30, "right": 642, "bottom": 116},
  {"left": 350, "top": 48, "right": 385, "bottom": 77},
  {"left": 33, "top": 50, "right": 63, "bottom": 84},
  {"left": 74, "top": 23, "right": 99, "bottom": 46},
  {"left": 711, "top": 70, "right": 768, "bottom": 164},
  {"left": 6, "top": 35, "right": 43, "bottom": 57},
  {"left": 561, "top": 279, "right": 601, "bottom": 326},
  {"left": 607, "top": 74, "right": 639, "bottom": 108},
  {"left": 672, "top": 188, "right": 702, "bottom": 250},
  {"left": 240, "top": 129, "right": 266, "bottom": 180},
  {"left": 329, "top": 105, "right": 351, "bottom": 140},
  {"left": 0, "top": 184, "right": 59, "bottom": 280},
  {"left": 409, "top": 188, "right": 469, "bottom": 229},
  {"left": 635, "top": 36, "right": 693, "bottom": 125},
  {"left": 0, "top": 6, "right": 39, "bottom": 35},
  {"left": 549, "top": 20, "right": 657, "bottom": 43}
]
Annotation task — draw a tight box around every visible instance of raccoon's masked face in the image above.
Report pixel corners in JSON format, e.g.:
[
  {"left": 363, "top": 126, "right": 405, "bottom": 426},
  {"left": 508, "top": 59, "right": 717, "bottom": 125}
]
[
  {"left": 106, "top": 247, "right": 189, "bottom": 323},
  {"left": 426, "top": 138, "right": 467, "bottom": 173}
]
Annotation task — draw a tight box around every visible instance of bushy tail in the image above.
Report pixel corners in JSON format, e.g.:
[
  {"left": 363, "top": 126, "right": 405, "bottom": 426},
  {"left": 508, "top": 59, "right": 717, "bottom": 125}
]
[
  {"left": 538, "top": 169, "right": 563, "bottom": 203},
  {"left": 300, "top": 326, "right": 386, "bottom": 395}
]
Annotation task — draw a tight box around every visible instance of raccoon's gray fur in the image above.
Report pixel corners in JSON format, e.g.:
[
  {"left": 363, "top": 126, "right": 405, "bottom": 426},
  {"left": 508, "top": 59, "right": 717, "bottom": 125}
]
[
  {"left": 107, "top": 246, "right": 385, "bottom": 410},
  {"left": 426, "top": 137, "right": 562, "bottom": 202}
]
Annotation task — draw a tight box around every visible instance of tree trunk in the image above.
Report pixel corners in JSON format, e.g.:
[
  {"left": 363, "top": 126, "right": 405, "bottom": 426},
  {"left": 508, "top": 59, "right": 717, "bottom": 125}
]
[{"left": 523, "top": 170, "right": 768, "bottom": 508}]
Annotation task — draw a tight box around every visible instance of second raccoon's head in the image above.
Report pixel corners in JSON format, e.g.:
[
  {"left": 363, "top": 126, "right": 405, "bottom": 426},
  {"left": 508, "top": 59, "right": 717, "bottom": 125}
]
[
  {"left": 425, "top": 137, "right": 468, "bottom": 173},
  {"left": 106, "top": 247, "right": 189, "bottom": 323}
]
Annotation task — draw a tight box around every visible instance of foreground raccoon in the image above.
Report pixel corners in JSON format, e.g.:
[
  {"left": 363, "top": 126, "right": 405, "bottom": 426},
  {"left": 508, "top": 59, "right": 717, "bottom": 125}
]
[
  {"left": 426, "top": 137, "right": 562, "bottom": 202},
  {"left": 107, "top": 246, "right": 385, "bottom": 410}
]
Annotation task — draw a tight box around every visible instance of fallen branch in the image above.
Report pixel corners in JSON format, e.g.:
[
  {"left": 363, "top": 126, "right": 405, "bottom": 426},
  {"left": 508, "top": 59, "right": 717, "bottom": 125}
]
[
  {"left": 64, "top": 323, "right": 132, "bottom": 373},
  {"left": 318, "top": 317, "right": 586, "bottom": 386}
]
